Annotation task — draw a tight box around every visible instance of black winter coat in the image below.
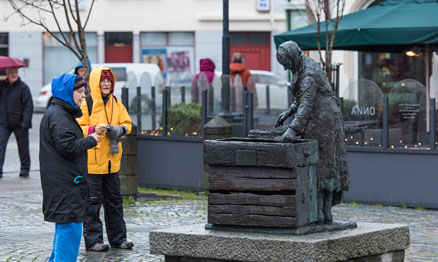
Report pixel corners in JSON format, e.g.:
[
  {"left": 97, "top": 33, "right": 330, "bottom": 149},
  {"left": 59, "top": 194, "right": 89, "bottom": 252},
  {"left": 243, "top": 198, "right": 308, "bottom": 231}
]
[
  {"left": 0, "top": 77, "right": 33, "bottom": 129},
  {"left": 40, "top": 98, "right": 97, "bottom": 223}
]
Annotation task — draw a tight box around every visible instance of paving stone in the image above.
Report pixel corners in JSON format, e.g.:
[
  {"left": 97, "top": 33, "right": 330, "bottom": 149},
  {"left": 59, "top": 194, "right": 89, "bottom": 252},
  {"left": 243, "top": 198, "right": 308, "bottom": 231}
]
[{"left": 1, "top": 173, "right": 438, "bottom": 262}]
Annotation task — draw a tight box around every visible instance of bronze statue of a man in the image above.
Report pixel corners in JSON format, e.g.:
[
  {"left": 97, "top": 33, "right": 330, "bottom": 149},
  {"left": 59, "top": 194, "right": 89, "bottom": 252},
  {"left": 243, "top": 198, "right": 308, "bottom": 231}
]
[{"left": 275, "top": 41, "right": 349, "bottom": 224}]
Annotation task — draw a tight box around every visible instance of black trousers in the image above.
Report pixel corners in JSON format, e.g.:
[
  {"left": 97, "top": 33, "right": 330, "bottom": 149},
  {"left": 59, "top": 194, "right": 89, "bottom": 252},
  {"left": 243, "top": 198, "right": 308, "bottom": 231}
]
[
  {"left": 83, "top": 173, "right": 127, "bottom": 248},
  {"left": 0, "top": 126, "right": 30, "bottom": 174}
]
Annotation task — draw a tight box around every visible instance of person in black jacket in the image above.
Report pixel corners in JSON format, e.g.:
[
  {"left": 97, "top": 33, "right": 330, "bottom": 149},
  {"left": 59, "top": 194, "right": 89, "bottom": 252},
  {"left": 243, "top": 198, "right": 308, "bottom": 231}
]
[
  {"left": 40, "top": 73, "right": 100, "bottom": 262},
  {"left": 0, "top": 66, "right": 33, "bottom": 178}
]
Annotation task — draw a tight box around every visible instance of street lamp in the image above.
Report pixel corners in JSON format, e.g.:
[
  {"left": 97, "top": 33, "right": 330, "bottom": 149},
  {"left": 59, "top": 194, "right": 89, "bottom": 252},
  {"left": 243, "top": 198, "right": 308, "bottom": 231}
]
[{"left": 221, "top": 0, "right": 230, "bottom": 114}]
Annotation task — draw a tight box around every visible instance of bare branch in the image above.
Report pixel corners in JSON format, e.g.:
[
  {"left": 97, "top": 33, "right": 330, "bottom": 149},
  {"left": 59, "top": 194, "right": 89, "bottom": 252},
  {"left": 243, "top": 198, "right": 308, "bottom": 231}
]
[
  {"left": 6, "top": 0, "right": 93, "bottom": 74},
  {"left": 84, "top": 0, "right": 96, "bottom": 29},
  {"left": 67, "top": 0, "right": 79, "bottom": 24},
  {"left": 47, "top": 0, "right": 73, "bottom": 50},
  {"left": 316, "top": 12, "right": 324, "bottom": 65},
  {"left": 62, "top": 0, "right": 81, "bottom": 52},
  {"left": 9, "top": 0, "right": 54, "bottom": 14},
  {"left": 306, "top": 0, "right": 345, "bottom": 67},
  {"left": 328, "top": 0, "right": 345, "bottom": 64}
]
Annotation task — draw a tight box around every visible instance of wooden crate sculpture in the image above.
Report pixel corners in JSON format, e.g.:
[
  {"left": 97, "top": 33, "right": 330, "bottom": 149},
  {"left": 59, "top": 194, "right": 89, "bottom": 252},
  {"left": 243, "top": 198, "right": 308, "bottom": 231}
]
[{"left": 204, "top": 138, "right": 319, "bottom": 228}]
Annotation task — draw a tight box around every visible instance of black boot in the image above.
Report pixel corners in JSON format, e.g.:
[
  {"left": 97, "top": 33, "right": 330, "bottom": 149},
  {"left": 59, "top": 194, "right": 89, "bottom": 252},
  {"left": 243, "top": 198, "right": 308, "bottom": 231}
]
[
  {"left": 111, "top": 241, "right": 134, "bottom": 249},
  {"left": 19, "top": 170, "right": 29, "bottom": 178}
]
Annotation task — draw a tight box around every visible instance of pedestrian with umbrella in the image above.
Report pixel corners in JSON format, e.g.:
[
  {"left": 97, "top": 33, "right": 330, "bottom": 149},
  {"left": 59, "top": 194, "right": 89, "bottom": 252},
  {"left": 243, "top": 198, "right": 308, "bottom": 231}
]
[{"left": 0, "top": 56, "right": 33, "bottom": 178}]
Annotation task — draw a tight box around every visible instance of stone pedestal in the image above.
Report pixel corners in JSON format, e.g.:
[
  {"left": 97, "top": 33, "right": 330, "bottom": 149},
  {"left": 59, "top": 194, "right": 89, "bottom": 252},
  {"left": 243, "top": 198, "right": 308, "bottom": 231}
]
[{"left": 149, "top": 222, "right": 409, "bottom": 262}]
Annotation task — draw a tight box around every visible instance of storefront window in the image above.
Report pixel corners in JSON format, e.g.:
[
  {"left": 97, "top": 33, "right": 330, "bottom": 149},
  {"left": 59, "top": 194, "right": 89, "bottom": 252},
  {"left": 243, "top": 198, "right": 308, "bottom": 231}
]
[
  {"left": 347, "top": 65, "right": 432, "bottom": 149},
  {"left": 140, "top": 32, "right": 195, "bottom": 134},
  {"left": 358, "top": 52, "right": 427, "bottom": 94},
  {"left": 0, "top": 33, "right": 8, "bottom": 80},
  {"left": 43, "top": 32, "right": 97, "bottom": 84},
  {"left": 388, "top": 79, "right": 429, "bottom": 149},
  {"left": 140, "top": 31, "right": 195, "bottom": 87},
  {"left": 342, "top": 79, "right": 384, "bottom": 147}
]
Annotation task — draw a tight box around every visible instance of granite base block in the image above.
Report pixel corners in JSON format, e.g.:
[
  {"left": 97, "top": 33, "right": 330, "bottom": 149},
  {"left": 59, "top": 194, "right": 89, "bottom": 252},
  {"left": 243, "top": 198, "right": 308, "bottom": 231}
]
[
  {"left": 149, "top": 222, "right": 409, "bottom": 262},
  {"left": 205, "top": 221, "right": 357, "bottom": 235},
  {"left": 165, "top": 250, "right": 405, "bottom": 262}
]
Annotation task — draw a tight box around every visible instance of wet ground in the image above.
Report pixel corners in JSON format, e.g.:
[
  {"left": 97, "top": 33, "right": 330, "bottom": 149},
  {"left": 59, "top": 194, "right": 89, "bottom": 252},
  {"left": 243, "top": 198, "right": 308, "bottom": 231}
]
[{"left": 1, "top": 113, "right": 437, "bottom": 261}]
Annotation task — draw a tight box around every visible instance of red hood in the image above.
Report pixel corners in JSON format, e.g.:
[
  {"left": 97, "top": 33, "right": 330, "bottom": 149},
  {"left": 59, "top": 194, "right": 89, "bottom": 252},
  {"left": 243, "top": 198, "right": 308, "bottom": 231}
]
[
  {"left": 230, "top": 63, "right": 247, "bottom": 74},
  {"left": 200, "top": 58, "right": 215, "bottom": 72}
]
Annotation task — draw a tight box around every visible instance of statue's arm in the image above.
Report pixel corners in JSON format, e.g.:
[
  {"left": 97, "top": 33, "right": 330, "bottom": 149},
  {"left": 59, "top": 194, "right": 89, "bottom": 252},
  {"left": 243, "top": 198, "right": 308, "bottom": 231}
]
[
  {"left": 289, "top": 76, "right": 317, "bottom": 134},
  {"left": 275, "top": 101, "right": 297, "bottom": 127}
]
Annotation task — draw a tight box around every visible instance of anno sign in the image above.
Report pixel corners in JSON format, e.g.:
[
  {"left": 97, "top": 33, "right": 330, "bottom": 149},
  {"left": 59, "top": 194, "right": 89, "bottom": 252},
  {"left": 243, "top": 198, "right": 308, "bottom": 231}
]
[
  {"left": 351, "top": 105, "right": 376, "bottom": 116},
  {"left": 256, "top": 0, "right": 270, "bottom": 11}
]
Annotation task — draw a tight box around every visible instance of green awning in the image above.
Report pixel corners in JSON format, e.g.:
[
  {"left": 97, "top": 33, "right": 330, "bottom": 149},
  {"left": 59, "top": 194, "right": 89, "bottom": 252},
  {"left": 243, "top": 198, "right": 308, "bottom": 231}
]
[{"left": 274, "top": 0, "right": 438, "bottom": 52}]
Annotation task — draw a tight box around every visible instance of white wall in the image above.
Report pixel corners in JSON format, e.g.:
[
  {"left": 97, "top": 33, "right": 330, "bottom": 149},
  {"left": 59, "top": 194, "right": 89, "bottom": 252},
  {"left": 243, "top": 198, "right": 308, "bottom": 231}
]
[
  {"left": 0, "top": 0, "right": 285, "bottom": 33},
  {"left": 195, "top": 31, "right": 222, "bottom": 73},
  {"left": 8, "top": 32, "right": 43, "bottom": 97},
  {"left": 0, "top": 0, "right": 287, "bottom": 85}
]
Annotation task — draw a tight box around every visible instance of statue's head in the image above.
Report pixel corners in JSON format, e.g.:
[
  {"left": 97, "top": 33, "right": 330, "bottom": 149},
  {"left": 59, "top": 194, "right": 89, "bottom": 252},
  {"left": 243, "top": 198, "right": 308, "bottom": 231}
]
[{"left": 276, "top": 41, "right": 303, "bottom": 72}]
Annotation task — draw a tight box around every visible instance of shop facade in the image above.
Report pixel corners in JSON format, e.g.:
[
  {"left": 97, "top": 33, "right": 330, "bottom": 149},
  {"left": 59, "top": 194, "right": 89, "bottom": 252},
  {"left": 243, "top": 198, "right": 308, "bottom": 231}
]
[
  {"left": 0, "top": 0, "right": 287, "bottom": 97},
  {"left": 286, "top": 0, "right": 438, "bottom": 208}
]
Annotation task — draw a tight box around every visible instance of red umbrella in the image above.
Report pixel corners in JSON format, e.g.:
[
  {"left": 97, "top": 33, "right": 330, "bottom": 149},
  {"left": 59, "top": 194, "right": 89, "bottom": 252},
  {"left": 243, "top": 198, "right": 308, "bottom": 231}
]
[{"left": 0, "top": 56, "right": 26, "bottom": 71}]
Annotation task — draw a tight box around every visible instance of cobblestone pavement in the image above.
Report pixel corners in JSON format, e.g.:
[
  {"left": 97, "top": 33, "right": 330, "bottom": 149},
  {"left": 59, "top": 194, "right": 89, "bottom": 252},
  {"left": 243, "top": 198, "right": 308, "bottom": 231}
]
[{"left": 1, "top": 173, "right": 438, "bottom": 262}]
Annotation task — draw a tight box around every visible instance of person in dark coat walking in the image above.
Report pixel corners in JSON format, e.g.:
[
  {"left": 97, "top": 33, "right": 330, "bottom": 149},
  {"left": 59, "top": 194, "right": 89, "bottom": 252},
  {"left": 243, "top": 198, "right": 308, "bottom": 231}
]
[
  {"left": 40, "top": 73, "right": 100, "bottom": 262},
  {"left": 0, "top": 66, "right": 33, "bottom": 178}
]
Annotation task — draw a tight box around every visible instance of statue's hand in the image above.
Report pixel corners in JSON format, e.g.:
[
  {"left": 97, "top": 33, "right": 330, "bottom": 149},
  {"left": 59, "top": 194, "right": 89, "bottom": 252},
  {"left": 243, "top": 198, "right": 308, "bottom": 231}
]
[
  {"left": 275, "top": 109, "right": 291, "bottom": 127},
  {"left": 275, "top": 128, "right": 298, "bottom": 143}
]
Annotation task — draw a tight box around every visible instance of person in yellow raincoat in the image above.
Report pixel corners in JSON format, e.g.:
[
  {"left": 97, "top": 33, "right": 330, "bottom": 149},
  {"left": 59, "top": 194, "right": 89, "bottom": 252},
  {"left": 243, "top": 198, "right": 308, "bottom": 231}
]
[{"left": 76, "top": 67, "right": 134, "bottom": 252}]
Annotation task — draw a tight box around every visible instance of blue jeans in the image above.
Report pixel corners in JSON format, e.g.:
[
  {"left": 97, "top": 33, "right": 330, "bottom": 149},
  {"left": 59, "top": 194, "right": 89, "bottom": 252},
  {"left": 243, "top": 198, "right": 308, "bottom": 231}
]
[{"left": 49, "top": 222, "right": 82, "bottom": 262}]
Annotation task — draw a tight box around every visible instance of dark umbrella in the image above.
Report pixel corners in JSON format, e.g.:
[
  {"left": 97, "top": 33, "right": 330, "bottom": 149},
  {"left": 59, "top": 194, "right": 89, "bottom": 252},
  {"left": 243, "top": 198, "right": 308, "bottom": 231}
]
[{"left": 0, "top": 56, "right": 26, "bottom": 71}]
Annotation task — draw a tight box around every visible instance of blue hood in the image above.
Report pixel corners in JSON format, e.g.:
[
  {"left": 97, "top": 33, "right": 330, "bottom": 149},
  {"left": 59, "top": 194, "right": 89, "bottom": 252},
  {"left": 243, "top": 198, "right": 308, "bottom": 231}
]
[
  {"left": 51, "top": 74, "right": 78, "bottom": 108},
  {"left": 75, "top": 59, "right": 92, "bottom": 71}
]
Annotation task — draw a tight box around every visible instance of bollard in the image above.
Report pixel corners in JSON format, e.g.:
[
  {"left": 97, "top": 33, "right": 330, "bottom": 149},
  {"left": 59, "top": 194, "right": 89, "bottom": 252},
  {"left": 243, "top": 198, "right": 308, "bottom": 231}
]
[
  {"left": 266, "top": 85, "right": 270, "bottom": 115},
  {"left": 121, "top": 86, "right": 129, "bottom": 113},
  {"left": 119, "top": 124, "right": 138, "bottom": 200},
  {"left": 181, "top": 86, "right": 186, "bottom": 103},
  {"left": 383, "top": 96, "right": 389, "bottom": 148},
  {"left": 162, "top": 87, "right": 169, "bottom": 136},
  {"left": 194, "top": 84, "right": 199, "bottom": 103},
  {"left": 231, "top": 86, "right": 236, "bottom": 112},
  {"left": 208, "top": 84, "right": 214, "bottom": 114},
  {"left": 151, "top": 86, "right": 156, "bottom": 130},
  {"left": 167, "top": 86, "right": 171, "bottom": 108},
  {"left": 248, "top": 92, "right": 254, "bottom": 130},
  {"left": 137, "top": 86, "right": 142, "bottom": 131},
  {"left": 201, "top": 89, "right": 208, "bottom": 137},
  {"left": 243, "top": 91, "right": 248, "bottom": 137},
  {"left": 430, "top": 98, "right": 436, "bottom": 150}
]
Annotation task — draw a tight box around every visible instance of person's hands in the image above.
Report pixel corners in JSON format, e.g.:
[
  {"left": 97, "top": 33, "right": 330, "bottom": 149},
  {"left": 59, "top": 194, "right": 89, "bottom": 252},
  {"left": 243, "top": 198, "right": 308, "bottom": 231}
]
[
  {"left": 275, "top": 128, "right": 298, "bottom": 143},
  {"left": 95, "top": 124, "right": 107, "bottom": 135},
  {"left": 90, "top": 132, "right": 100, "bottom": 143},
  {"left": 275, "top": 109, "right": 292, "bottom": 127}
]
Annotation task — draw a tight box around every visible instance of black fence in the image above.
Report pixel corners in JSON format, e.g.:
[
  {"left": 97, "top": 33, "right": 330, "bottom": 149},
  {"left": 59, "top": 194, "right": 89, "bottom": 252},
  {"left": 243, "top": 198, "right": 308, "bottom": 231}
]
[{"left": 121, "top": 83, "right": 255, "bottom": 138}]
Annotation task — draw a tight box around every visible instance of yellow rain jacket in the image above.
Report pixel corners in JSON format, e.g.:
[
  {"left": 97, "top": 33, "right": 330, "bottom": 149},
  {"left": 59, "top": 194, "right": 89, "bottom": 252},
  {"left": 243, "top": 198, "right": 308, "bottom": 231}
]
[{"left": 77, "top": 67, "right": 132, "bottom": 174}]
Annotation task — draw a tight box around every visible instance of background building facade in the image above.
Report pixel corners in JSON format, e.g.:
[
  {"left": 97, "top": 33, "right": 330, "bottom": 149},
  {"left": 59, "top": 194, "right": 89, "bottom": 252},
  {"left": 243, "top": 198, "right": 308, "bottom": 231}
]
[{"left": 0, "top": 0, "right": 287, "bottom": 97}]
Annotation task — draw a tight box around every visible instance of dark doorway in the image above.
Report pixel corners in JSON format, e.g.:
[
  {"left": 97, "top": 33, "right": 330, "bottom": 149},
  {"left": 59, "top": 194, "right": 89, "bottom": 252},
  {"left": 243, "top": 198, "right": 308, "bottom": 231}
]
[
  {"left": 0, "top": 33, "right": 8, "bottom": 79},
  {"left": 105, "top": 32, "right": 133, "bottom": 63},
  {"left": 230, "top": 32, "right": 271, "bottom": 71}
]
